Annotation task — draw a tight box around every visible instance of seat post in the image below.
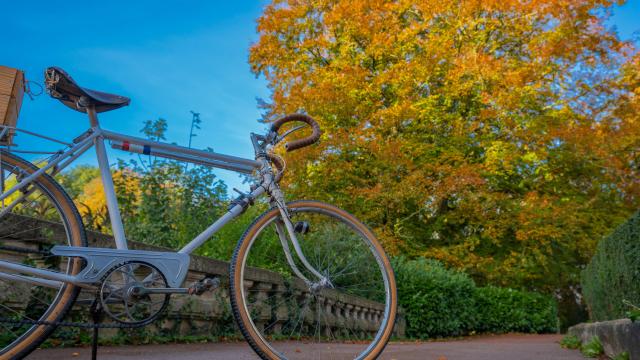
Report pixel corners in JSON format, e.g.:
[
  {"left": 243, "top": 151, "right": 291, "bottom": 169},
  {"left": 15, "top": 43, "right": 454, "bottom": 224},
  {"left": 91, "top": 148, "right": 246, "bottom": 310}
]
[{"left": 86, "top": 105, "right": 100, "bottom": 127}]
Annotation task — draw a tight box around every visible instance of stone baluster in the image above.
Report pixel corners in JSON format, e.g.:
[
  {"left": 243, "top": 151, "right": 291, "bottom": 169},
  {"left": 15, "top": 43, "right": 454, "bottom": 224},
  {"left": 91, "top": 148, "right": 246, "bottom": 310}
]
[
  {"left": 298, "top": 291, "right": 313, "bottom": 336},
  {"left": 326, "top": 298, "right": 337, "bottom": 326},
  {"left": 353, "top": 306, "right": 364, "bottom": 337},
  {"left": 336, "top": 301, "right": 345, "bottom": 338},
  {"left": 370, "top": 309, "right": 379, "bottom": 333},
  {"left": 251, "top": 281, "right": 274, "bottom": 333},
  {"left": 273, "top": 284, "right": 288, "bottom": 335},
  {"left": 344, "top": 304, "right": 355, "bottom": 336},
  {"left": 362, "top": 308, "right": 373, "bottom": 333}
]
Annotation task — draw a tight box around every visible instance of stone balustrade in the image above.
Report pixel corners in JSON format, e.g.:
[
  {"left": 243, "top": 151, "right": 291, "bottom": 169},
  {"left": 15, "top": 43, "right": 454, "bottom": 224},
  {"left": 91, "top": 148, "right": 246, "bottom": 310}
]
[{"left": 0, "top": 214, "right": 406, "bottom": 340}]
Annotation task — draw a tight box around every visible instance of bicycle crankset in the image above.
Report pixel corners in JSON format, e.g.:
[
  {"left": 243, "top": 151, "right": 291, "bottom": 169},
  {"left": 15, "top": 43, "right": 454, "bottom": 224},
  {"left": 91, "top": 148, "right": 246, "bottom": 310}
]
[{"left": 99, "top": 261, "right": 171, "bottom": 325}]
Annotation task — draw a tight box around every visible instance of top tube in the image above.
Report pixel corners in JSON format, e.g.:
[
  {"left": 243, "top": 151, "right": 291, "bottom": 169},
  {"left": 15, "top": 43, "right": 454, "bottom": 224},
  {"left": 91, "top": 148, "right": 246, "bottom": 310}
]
[{"left": 101, "top": 129, "right": 260, "bottom": 173}]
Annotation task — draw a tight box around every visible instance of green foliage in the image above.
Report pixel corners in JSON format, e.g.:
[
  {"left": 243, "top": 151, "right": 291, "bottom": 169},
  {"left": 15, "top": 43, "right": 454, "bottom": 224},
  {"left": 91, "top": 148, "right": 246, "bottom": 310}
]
[
  {"left": 56, "top": 165, "right": 100, "bottom": 199},
  {"left": 196, "top": 203, "right": 269, "bottom": 261},
  {"left": 141, "top": 118, "right": 168, "bottom": 142},
  {"left": 581, "top": 336, "right": 604, "bottom": 358},
  {"left": 393, "top": 257, "right": 558, "bottom": 338},
  {"left": 582, "top": 211, "right": 640, "bottom": 321},
  {"left": 613, "top": 352, "right": 630, "bottom": 360},
  {"left": 393, "top": 257, "right": 476, "bottom": 338},
  {"left": 115, "top": 155, "right": 228, "bottom": 250},
  {"left": 627, "top": 310, "right": 640, "bottom": 322},
  {"left": 475, "top": 286, "right": 558, "bottom": 334},
  {"left": 560, "top": 335, "right": 581, "bottom": 350},
  {"left": 623, "top": 300, "right": 640, "bottom": 322}
]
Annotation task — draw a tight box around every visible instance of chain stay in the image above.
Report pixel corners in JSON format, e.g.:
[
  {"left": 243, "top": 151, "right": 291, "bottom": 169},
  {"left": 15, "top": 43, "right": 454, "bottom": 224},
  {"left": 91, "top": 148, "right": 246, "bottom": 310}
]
[{"left": 0, "top": 249, "right": 157, "bottom": 329}]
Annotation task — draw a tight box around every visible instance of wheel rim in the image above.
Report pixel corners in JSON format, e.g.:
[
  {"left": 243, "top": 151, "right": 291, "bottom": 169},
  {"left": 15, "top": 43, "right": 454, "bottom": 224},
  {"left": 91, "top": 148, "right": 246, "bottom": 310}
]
[
  {"left": 236, "top": 204, "right": 394, "bottom": 360},
  {"left": 0, "top": 153, "right": 83, "bottom": 357}
]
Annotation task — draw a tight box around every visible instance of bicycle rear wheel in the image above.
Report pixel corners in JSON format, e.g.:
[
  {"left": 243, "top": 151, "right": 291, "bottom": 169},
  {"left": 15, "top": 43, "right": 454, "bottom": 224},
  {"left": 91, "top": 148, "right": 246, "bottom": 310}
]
[
  {"left": 0, "top": 150, "right": 87, "bottom": 360},
  {"left": 230, "top": 200, "right": 397, "bottom": 360}
]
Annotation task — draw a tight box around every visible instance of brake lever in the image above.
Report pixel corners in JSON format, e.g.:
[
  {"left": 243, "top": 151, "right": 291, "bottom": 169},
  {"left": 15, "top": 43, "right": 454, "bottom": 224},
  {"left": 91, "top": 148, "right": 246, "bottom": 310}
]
[{"left": 274, "top": 124, "right": 306, "bottom": 145}]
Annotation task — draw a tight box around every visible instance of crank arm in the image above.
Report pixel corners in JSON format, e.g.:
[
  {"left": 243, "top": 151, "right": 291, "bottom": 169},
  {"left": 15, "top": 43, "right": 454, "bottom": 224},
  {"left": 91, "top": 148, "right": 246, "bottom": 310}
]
[
  {"left": 132, "top": 287, "right": 190, "bottom": 295},
  {"left": 132, "top": 277, "right": 221, "bottom": 296}
]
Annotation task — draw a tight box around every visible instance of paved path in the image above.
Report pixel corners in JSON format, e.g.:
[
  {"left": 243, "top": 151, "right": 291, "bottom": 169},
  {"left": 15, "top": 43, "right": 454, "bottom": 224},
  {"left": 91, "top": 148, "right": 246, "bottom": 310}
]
[{"left": 29, "top": 334, "right": 583, "bottom": 360}]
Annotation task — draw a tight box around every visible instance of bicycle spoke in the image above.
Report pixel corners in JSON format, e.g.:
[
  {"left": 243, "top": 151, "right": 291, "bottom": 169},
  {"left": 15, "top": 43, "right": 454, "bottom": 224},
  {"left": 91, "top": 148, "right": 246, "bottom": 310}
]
[
  {"left": 0, "top": 151, "right": 85, "bottom": 355},
  {"left": 233, "top": 203, "right": 395, "bottom": 359}
]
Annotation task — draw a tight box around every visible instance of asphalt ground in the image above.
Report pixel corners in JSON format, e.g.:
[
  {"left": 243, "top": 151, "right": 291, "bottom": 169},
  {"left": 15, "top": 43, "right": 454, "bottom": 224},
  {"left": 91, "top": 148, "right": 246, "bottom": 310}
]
[{"left": 28, "top": 333, "right": 583, "bottom": 360}]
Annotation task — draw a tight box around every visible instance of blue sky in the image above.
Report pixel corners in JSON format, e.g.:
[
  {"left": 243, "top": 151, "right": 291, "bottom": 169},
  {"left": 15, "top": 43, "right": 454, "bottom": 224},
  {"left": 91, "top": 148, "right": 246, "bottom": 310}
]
[
  {"left": 2, "top": 0, "right": 639, "bottom": 191},
  {"left": 3, "top": 1, "right": 270, "bottom": 190}
]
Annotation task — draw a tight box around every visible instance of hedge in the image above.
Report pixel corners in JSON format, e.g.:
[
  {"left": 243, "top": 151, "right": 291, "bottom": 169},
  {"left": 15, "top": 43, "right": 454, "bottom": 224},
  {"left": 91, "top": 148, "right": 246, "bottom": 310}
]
[
  {"left": 475, "top": 286, "right": 558, "bottom": 333},
  {"left": 393, "top": 257, "right": 558, "bottom": 338},
  {"left": 393, "top": 257, "right": 476, "bottom": 337},
  {"left": 581, "top": 211, "right": 640, "bottom": 321}
]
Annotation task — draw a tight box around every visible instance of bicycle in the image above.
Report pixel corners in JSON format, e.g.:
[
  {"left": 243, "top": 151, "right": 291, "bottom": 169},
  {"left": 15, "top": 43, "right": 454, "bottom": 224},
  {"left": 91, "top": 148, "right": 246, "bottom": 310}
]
[{"left": 0, "top": 67, "right": 397, "bottom": 359}]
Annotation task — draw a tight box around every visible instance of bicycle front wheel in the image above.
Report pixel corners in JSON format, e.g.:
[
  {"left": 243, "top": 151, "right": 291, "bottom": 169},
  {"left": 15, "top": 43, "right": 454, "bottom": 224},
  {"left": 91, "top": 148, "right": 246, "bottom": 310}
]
[
  {"left": 230, "top": 200, "right": 397, "bottom": 360},
  {"left": 0, "top": 150, "right": 87, "bottom": 360}
]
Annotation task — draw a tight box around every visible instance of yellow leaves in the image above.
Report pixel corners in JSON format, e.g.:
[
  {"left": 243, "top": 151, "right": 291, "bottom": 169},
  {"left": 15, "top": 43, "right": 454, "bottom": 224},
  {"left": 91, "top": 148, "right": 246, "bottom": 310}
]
[
  {"left": 75, "top": 170, "right": 140, "bottom": 231},
  {"left": 252, "top": 0, "right": 640, "bottom": 290},
  {"left": 76, "top": 176, "right": 106, "bottom": 226},
  {"left": 485, "top": 141, "right": 517, "bottom": 175}
]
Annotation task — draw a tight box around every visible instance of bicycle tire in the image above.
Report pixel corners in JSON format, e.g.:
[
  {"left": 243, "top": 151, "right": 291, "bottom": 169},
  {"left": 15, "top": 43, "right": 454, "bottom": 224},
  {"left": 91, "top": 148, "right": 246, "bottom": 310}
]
[
  {"left": 229, "top": 200, "right": 397, "bottom": 360},
  {"left": 0, "top": 150, "right": 87, "bottom": 360}
]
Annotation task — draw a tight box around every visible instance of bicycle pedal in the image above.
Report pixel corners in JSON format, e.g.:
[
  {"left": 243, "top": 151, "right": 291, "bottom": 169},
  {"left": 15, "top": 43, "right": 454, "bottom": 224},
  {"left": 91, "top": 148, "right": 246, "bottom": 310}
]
[{"left": 188, "top": 276, "right": 220, "bottom": 295}]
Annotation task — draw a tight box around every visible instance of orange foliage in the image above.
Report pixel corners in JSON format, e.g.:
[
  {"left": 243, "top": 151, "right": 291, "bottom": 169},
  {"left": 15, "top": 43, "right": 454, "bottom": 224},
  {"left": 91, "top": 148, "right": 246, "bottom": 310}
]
[{"left": 251, "top": 0, "right": 639, "bottom": 290}]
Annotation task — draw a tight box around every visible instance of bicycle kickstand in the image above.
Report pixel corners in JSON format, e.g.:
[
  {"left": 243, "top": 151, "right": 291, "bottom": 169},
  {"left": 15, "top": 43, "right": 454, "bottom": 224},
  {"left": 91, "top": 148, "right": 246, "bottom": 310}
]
[{"left": 89, "top": 298, "right": 104, "bottom": 360}]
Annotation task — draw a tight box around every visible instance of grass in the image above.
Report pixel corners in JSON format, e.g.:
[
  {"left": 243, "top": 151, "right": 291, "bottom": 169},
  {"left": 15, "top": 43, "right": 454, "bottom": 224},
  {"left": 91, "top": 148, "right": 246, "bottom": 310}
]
[
  {"left": 580, "top": 336, "right": 604, "bottom": 358},
  {"left": 612, "top": 352, "right": 630, "bottom": 360},
  {"left": 559, "top": 334, "right": 581, "bottom": 350}
]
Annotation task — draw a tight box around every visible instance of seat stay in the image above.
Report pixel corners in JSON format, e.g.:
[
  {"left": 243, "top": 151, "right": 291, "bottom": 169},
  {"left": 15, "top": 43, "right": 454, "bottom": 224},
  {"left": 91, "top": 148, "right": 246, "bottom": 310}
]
[{"left": 0, "top": 131, "right": 98, "bottom": 202}]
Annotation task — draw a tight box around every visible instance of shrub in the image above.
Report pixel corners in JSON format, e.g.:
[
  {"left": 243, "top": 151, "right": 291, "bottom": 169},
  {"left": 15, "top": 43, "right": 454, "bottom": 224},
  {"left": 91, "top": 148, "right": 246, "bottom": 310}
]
[
  {"left": 582, "top": 211, "right": 640, "bottom": 321},
  {"left": 475, "top": 286, "right": 558, "bottom": 333},
  {"left": 581, "top": 336, "right": 604, "bottom": 358},
  {"left": 393, "top": 257, "right": 477, "bottom": 338},
  {"left": 392, "top": 257, "right": 558, "bottom": 338},
  {"left": 612, "top": 352, "right": 630, "bottom": 360},
  {"left": 560, "top": 335, "right": 581, "bottom": 349}
]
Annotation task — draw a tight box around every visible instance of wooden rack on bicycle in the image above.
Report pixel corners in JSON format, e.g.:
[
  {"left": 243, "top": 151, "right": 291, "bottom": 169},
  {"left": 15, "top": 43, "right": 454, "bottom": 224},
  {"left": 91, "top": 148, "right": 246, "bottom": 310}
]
[{"left": 0, "top": 65, "right": 25, "bottom": 146}]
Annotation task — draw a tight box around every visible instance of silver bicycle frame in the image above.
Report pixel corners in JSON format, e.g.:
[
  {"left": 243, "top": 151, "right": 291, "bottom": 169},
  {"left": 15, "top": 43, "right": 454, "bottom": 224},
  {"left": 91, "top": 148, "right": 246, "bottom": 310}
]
[{"left": 0, "top": 105, "right": 323, "bottom": 290}]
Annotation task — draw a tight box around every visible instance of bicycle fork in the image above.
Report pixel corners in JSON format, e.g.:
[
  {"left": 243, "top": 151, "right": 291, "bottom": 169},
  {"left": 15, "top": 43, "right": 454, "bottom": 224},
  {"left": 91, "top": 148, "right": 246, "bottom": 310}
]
[{"left": 270, "top": 189, "right": 333, "bottom": 290}]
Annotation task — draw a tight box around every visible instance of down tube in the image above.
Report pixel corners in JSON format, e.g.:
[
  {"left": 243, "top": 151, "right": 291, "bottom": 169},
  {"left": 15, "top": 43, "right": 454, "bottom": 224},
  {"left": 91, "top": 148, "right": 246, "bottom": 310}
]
[{"left": 179, "top": 186, "right": 266, "bottom": 254}]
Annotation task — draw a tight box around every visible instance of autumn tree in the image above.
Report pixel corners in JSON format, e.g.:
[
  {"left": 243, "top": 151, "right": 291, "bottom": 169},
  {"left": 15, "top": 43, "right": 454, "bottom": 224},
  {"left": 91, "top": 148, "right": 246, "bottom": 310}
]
[{"left": 250, "top": 0, "right": 640, "bottom": 292}]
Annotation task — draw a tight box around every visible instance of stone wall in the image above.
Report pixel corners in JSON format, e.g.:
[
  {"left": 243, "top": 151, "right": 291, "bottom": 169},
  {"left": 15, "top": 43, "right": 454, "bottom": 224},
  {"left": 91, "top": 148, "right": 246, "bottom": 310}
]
[
  {"left": 569, "top": 320, "right": 639, "bottom": 359},
  {"left": 1, "top": 214, "right": 405, "bottom": 341}
]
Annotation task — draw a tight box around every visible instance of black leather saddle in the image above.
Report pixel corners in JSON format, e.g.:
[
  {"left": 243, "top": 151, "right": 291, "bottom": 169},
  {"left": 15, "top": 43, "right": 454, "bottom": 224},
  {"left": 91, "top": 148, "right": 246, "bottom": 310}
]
[{"left": 45, "top": 67, "right": 130, "bottom": 113}]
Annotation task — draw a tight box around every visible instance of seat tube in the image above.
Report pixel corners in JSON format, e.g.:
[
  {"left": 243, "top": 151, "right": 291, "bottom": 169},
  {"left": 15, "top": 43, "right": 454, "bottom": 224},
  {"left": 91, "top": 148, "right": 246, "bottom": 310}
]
[{"left": 89, "top": 106, "right": 128, "bottom": 249}]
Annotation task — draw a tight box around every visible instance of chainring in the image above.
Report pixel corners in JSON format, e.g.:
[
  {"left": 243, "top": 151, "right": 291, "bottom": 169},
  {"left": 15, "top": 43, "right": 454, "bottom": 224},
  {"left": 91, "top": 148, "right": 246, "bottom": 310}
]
[{"left": 99, "top": 261, "right": 170, "bottom": 325}]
